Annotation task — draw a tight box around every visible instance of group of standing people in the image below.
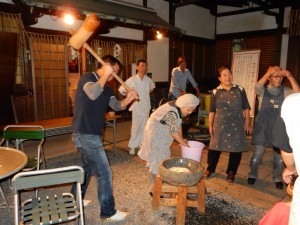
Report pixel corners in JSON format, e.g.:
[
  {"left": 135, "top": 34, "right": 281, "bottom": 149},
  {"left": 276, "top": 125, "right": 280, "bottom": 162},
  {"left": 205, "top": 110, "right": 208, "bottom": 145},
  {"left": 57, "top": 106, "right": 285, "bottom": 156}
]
[
  {"left": 70, "top": 54, "right": 200, "bottom": 222},
  {"left": 71, "top": 53, "right": 299, "bottom": 222},
  {"left": 204, "top": 65, "right": 300, "bottom": 188}
]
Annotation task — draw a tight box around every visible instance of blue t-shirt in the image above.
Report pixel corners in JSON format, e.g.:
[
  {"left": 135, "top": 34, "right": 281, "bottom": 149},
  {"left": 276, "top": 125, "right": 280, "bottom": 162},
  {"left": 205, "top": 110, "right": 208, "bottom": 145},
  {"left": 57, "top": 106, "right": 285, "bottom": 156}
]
[{"left": 72, "top": 72, "right": 114, "bottom": 135}]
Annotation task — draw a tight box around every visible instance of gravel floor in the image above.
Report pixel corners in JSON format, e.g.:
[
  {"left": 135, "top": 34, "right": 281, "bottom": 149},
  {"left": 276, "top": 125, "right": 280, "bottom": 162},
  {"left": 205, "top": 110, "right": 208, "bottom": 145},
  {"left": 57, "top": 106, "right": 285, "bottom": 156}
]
[{"left": 0, "top": 149, "right": 265, "bottom": 225}]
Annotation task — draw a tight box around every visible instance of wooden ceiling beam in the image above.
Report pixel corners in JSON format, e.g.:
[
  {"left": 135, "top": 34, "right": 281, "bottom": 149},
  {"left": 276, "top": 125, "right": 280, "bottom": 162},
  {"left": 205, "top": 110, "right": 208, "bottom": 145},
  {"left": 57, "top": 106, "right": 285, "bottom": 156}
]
[{"left": 164, "top": 0, "right": 293, "bottom": 17}]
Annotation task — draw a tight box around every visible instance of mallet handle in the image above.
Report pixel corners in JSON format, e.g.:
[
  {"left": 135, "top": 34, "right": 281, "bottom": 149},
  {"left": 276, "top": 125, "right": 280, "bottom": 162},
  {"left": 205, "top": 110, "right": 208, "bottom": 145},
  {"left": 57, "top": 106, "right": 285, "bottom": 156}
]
[
  {"left": 82, "top": 43, "right": 139, "bottom": 101},
  {"left": 69, "top": 28, "right": 139, "bottom": 101},
  {"left": 82, "top": 42, "right": 131, "bottom": 91}
]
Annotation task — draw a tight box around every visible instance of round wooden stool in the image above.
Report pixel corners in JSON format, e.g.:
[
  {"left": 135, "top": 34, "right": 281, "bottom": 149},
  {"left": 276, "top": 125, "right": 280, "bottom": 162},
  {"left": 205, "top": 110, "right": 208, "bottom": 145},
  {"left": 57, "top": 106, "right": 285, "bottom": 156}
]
[{"left": 152, "top": 174, "right": 205, "bottom": 225}]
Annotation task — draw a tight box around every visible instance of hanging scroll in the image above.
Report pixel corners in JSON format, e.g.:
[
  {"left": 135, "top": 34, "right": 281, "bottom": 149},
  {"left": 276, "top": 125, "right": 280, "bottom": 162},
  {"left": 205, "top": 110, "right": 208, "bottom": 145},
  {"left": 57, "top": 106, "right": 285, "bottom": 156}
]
[{"left": 231, "top": 50, "right": 260, "bottom": 117}]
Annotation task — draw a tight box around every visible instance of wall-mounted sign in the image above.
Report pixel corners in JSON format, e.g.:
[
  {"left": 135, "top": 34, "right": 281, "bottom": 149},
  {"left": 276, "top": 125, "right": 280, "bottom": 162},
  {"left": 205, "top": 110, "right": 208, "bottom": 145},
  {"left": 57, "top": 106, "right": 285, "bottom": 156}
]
[{"left": 231, "top": 50, "right": 260, "bottom": 117}]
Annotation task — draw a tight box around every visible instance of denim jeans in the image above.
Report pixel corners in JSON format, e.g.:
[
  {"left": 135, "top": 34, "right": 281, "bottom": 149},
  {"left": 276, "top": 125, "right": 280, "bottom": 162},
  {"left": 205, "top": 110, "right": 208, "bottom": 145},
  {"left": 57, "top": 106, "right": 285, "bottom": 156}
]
[
  {"left": 248, "top": 145, "right": 284, "bottom": 182},
  {"left": 71, "top": 132, "right": 116, "bottom": 218}
]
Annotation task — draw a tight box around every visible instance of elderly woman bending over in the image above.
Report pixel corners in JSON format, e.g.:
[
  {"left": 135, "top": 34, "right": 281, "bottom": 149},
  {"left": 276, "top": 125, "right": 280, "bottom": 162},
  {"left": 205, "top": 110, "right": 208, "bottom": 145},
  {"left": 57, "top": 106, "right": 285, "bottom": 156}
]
[{"left": 138, "top": 93, "right": 199, "bottom": 195}]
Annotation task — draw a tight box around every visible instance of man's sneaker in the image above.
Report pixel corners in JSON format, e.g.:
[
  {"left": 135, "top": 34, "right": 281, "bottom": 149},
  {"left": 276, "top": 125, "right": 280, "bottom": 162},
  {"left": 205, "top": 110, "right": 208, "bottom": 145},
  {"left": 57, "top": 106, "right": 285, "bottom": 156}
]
[
  {"left": 129, "top": 148, "right": 135, "bottom": 155},
  {"left": 83, "top": 200, "right": 91, "bottom": 207},
  {"left": 247, "top": 178, "right": 256, "bottom": 185},
  {"left": 102, "top": 210, "right": 129, "bottom": 223}
]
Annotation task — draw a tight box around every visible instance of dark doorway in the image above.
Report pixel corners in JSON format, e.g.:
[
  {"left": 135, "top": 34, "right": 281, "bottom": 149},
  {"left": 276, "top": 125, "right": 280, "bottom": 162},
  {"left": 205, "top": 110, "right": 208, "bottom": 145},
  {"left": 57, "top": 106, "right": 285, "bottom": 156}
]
[{"left": 0, "top": 31, "right": 18, "bottom": 125}]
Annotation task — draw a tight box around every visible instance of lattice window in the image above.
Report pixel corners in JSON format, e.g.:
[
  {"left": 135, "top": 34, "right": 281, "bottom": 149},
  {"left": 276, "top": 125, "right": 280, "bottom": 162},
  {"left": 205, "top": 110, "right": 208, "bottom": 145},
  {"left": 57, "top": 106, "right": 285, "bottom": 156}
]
[{"left": 26, "top": 32, "right": 70, "bottom": 120}]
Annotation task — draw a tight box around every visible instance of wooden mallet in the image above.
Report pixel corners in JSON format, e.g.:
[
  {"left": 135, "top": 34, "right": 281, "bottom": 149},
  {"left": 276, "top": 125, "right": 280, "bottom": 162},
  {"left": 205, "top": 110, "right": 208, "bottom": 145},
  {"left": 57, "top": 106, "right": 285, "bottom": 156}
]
[{"left": 69, "top": 14, "right": 137, "bottom": 99}]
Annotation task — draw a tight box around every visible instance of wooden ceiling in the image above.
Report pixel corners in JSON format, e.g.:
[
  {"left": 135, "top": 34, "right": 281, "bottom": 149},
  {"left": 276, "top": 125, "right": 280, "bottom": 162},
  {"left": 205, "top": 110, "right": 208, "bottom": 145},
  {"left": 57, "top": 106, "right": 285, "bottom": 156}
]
[
  {"left": 0, "top": 0, "right": 296, "bottom": 32},
  {"left": 164, "top": 0, "right": 294, "bottom": 16}
]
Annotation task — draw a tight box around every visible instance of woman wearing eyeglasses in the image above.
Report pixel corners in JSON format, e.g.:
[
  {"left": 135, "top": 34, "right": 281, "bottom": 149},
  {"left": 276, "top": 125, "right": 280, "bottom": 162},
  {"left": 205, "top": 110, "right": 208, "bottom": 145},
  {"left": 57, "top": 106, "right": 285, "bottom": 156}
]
[
  {"left": 204, "top": 66, "right": 252, "bottom": 182},
  {"left": 248, "top": 66, "right": 300, "bottom": 189}
]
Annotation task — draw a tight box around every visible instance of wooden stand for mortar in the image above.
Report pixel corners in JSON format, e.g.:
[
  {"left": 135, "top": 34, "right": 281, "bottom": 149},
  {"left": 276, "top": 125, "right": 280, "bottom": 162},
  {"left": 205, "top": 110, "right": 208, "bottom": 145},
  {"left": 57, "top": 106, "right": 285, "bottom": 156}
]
[{"left": 152, "top": 174, "right": 205, "bottom": 225}]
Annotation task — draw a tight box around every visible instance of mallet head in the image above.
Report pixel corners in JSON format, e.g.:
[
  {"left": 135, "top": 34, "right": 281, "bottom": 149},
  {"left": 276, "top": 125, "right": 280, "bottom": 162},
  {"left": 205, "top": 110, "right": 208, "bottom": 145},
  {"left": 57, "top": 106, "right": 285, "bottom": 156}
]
[{"left": 69, "top": 13, "right": 100, "bottom": 49}]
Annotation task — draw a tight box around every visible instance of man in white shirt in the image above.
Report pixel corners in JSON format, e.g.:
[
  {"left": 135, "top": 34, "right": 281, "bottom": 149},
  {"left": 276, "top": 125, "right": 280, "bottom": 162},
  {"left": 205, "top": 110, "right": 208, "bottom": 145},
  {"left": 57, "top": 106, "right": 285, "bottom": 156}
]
[{"left": 119, "top": 60, "right": 155, "bottom": 155}]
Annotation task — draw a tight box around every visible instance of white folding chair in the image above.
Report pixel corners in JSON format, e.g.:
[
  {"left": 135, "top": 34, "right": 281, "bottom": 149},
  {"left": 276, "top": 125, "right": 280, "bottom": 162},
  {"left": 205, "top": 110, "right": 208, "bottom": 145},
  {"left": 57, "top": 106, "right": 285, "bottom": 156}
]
[{"left": 11, "top": 166, "right": 85, "bottom": 225}]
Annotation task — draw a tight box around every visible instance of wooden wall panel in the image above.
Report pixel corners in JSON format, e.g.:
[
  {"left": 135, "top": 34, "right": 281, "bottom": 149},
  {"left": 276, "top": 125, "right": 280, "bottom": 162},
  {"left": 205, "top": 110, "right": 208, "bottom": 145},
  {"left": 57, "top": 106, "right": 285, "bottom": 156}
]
[
  {"left": 169, "top": 37, "right": 215, "bottom": 93},
  {"left": 243, "top": 34, "right": 277, "bottom": 78},
  {"left": 215, "top": 39, "right": 232, "bottom": 70},
  {"left": 215, "top": 34, "right": 277, "bottom": 80},
  {"left": 287, "top": 36, "right": 300, "bottom": 82}
]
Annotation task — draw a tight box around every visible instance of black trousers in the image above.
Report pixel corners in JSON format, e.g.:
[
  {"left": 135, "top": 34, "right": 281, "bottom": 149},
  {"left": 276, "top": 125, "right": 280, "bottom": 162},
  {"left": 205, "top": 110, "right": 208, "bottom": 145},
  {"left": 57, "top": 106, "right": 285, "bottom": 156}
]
[{"left": 207, "top": 149, "right": 242, "bottom": 175}]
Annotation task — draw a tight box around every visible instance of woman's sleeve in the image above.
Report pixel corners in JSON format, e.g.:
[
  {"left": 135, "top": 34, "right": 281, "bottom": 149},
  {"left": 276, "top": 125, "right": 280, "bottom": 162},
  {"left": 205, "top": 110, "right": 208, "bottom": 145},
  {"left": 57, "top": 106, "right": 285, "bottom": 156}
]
[
  {"left": 161, "top": 111, "right": 179, "bottom": 133},
  {"left": 241, "top": 88, "right": 251, "bottom": 110}
]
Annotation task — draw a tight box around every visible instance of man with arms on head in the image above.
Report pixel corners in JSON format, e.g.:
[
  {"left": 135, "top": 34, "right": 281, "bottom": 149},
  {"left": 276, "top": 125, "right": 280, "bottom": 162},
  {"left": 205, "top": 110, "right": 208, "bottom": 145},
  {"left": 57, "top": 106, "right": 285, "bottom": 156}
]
[{"left": 248, "top": 66, "right": 300, "bottom": 189}]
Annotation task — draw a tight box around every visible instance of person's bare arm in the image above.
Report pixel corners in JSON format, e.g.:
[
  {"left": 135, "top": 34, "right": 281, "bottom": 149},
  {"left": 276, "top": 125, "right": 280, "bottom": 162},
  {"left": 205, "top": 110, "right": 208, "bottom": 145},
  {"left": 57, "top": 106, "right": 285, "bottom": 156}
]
[
  {"left": 282, "top": 69, "right": 300, "bottom": 93},
  {"left": 120, "top": 89, "right": 138, "bottom": 109},
  {"left": 258, "top": 66, "right": 281, "bottom": 85},
  {"left": 208, "top": 112, "right": 215, "bottom": 137},
  {"left": 281, "top": 150, "right": 297, "bottom": 184},
  {"left": 243, "top": 109, "right": 253, "bottom": 134},
  {"left": 194, "top": 86, "right": 200, "bottom": 97},
  {"left": 172, "top": 128, "right": 189, "bottom": 147}
]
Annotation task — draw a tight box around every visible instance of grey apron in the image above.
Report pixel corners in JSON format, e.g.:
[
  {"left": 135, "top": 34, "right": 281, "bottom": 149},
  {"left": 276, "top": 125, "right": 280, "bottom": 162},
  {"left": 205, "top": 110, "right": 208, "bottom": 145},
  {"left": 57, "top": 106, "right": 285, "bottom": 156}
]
[{"left": 252, "top": 86, "right": 285, "bottom": 147}]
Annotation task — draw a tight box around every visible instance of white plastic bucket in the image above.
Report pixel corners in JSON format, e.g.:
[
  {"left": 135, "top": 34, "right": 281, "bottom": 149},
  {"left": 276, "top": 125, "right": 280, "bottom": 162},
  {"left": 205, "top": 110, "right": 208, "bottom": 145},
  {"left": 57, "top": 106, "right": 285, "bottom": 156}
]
[{"left": 180, "top": 141, "right": 206, "bottom": 162}]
